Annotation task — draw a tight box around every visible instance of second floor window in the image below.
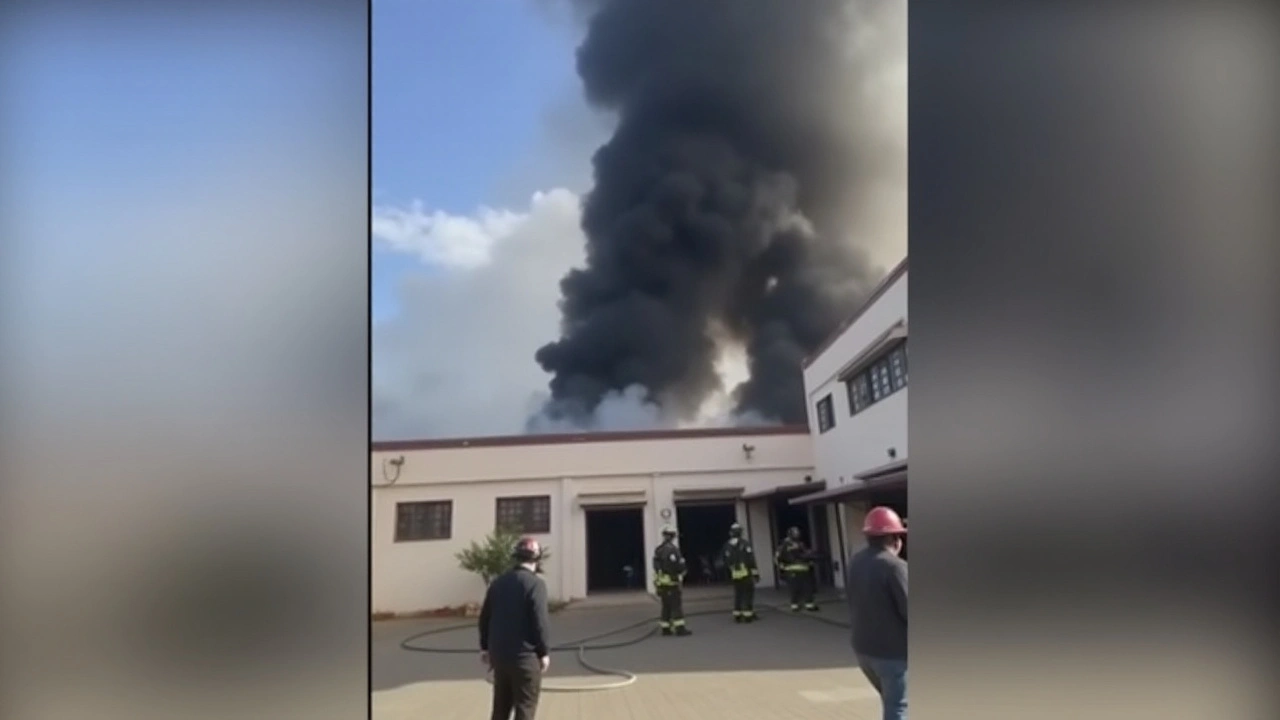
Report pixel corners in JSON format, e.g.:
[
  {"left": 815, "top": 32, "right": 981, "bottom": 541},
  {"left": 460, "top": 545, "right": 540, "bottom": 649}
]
[
  {"left": 846, "top": 341, "right": 907, "bottom": 415},
  {"left": 848, "top": 374, "right": 871, "bottom": 414},
  {"left": 816, "top": 394, "right": 835, "bottom": 433}
]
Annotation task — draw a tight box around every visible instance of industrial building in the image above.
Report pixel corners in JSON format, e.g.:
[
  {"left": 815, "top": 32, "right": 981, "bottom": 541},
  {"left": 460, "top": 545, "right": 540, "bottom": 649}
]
[
  {"left": 371, "top": 426, "right": 818, "bottom": 615},
  {"left": 370, "top": 257, "right": 908, "bottom": 615}
]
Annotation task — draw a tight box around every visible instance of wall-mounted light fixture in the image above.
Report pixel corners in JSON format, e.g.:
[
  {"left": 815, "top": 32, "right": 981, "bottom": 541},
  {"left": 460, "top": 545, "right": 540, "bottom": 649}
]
[
  {"left": 382, "top": 455, "right": 405, "bottom": 484},
  {"left": 887, "top": 447, "right": 897, "bottom": 459},
  {"left": 742, "top": 443, "right": 755, "bottom": 460}
]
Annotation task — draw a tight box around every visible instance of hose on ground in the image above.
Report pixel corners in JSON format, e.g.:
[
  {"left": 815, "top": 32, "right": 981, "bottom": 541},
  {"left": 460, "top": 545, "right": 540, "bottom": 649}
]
[{"left": 398, "top": 595, "right": 849, "bottom": 692}]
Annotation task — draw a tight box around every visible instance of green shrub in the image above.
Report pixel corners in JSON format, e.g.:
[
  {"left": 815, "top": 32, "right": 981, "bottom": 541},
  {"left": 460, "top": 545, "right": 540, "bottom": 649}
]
[{"left": 455, "top": 526, "right": 552, "bottom": 587}]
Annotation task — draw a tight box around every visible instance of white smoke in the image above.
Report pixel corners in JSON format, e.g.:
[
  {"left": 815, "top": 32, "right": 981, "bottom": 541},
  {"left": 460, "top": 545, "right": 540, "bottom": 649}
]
[{"left": 523, "top": 342, "right": 777, "bottom": 434}]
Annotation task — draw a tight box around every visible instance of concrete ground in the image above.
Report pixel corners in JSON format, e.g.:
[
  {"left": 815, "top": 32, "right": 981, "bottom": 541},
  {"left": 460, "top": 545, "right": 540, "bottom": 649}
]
[{"left": 372, "top": 589, "right": 886, "bottom": 719}]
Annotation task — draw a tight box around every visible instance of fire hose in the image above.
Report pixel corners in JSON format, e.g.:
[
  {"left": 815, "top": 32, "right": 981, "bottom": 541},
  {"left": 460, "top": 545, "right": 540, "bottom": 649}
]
[{"left": 399, "top": 596, "right": 850, "bottom": 693}]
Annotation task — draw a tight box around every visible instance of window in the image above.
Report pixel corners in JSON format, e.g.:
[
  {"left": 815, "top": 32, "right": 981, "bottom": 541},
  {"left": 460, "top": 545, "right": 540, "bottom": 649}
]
[
  {"left": 816, "top": 394, "right": 835, "bottom": 433},
  {"left": 496, "top": 495, "right": 551, "bottom": 534},
  {"left": 394, "top": 500, "right": 452, "bottom": 542},
  {"left": 869, "top": 358, "right": 893, "bottom": 401},
  {"left": 847, "top": 374, "right": 871, "bottom": 414},
  {"left": 845, "top": 340, "right": 907, "bottom": 416},
  {"left": 888, "top": 343, "right": 908, "bottom": 387}
]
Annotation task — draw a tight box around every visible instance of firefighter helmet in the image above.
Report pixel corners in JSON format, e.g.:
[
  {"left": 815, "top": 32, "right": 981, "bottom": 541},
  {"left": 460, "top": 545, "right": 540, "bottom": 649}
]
[
  {"left": 661, "top": 525, "right": 677, "bottom": 538},
  {"left": 513, "top": 537, "right": 542, "bottom": 562},
  {"left": 728, "top": 522, "right": 742, "bottom": 537},
  {"left": 786, "top": 526, "right": 801, "bottom": 540},
  {"left": 862, "top": 507, "right": 907, "bottom": 536}
]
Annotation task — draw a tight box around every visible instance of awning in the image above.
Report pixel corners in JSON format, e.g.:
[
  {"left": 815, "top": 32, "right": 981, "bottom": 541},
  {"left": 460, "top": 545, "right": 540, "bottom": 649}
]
[
  {"left": 742, "top": 480, "right": 826, "bottom": 501},
  {"left": 790, "top": 466, "right": 907, "bottom": 505},
  {"left": 836, "top": 320, "right": 907, "bottom": 382},
  {"left": 672, "top": 487, "right": 745, "bottom": 504},
  {"left": 576, "top": 491, "right": 647, "bottom": 507}
]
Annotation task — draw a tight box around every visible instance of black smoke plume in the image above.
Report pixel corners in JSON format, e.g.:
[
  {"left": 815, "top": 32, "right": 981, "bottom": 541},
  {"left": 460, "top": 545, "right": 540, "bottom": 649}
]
[{"left": 531, "top": 0, "right": 902, "bottom": 430}]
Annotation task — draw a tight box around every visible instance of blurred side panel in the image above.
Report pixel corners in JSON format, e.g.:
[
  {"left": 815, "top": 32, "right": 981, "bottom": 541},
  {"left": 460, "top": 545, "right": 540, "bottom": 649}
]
[
  {"left": 0, "top": 1, "right": 370, "bottom": 718},
  {"left": 910, "top": 2, "right": 1278, "bottom": 719}
]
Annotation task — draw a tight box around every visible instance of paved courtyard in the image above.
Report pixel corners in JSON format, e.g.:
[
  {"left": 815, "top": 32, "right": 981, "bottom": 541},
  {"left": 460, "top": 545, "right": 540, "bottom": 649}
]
[{"left": 372, "top": 590, "right": 885, "bottom": 719}]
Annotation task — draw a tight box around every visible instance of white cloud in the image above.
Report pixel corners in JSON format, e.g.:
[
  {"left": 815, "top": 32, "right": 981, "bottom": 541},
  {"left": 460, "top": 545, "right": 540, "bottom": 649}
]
[
  {"left": 372, "top": 189, "right": 587, "bottom": 439},
  {"left": 371, "top": 200, "right": 527, "bottom": 270}
]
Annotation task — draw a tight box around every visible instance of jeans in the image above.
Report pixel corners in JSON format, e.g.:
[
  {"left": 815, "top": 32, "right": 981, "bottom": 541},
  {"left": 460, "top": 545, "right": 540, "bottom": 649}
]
[{"left": 856, "top": 653, "right": 907, "bottom": 720}]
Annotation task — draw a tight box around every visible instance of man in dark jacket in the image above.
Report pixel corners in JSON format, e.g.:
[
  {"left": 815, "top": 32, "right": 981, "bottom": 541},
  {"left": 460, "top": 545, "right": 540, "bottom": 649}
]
[
  {"left": 721, "top": 522, "right": 760, "bottom": 622},
  {"left": 844, "top": 507, "right": 908, "bottom": 720},
  {"left": 479, "top": 537, "right": 551, "bottom": 720}
]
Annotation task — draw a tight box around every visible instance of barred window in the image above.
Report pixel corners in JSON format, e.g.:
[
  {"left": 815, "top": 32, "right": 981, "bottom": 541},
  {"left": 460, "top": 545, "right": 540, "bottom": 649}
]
[
  {"left": 496, "top": 495, "right": 551, "bottom": 534},
  {"left": 395, "top": 500, "right": 452, "bottom": 542}
]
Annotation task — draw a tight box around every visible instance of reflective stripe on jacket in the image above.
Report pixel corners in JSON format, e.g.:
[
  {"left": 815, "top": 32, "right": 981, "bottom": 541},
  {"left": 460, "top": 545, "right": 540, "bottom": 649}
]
[
  {"left": 776, "top": 539, "right": 812, "bottom": 573},
  {"left": 722, "top": 537, "right": 758, "bottom": 580},
  {"left": 653, "top": 541, "right": 686, "bottom": 587}
]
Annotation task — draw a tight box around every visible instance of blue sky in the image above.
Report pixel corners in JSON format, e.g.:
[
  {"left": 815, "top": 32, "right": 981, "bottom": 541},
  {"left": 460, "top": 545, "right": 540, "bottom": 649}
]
[{"left": 373, "top": 1, "right": 580, "bottom": 322}]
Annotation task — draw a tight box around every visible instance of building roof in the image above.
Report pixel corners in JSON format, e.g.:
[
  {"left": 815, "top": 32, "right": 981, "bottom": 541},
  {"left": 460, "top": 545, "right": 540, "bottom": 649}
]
[
  {"left": 371, "top": 423, "right": 811, "bottom": 453},
  {"left": 801, "top": 255, "right": 908, "bottom": 370}
]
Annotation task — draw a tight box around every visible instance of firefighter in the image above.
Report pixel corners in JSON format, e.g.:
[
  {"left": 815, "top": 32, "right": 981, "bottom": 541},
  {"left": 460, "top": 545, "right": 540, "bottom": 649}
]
[
  {"left": 652, "top": 526, "right": 692, "bottom": 636},
  {"left": 775, "top": 526, "right": 819, "bottom": 612},
  {"left": 722, "top": 522, "right": 760, "bottom": 622}
]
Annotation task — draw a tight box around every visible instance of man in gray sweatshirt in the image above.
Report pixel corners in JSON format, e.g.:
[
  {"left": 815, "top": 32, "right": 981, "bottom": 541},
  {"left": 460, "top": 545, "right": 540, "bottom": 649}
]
[{"left": 844, "top": 506, "right": 908, "bottom": 720}]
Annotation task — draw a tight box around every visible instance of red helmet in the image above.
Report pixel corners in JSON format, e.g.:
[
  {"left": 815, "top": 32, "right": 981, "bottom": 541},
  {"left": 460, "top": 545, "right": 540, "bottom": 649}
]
[
  {"left": 513, "top": 537, "right": 542, "bottom": 562},
  {"left": 863, "top": 506, "right": 907, "bottom": 536}
]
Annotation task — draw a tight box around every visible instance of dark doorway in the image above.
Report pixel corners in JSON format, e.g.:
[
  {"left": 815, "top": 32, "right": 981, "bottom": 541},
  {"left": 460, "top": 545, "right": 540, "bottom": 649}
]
[
  {"left": 585, "top": 507, "right": 646, "bottom": 592},
  {"left": 674, "top": 503, "right": 737, "bottom": 586},
  {"left": 771, "top": 496, "right": 811, "bottom": 546},
  {"left": 809, "top": 504, "right": 833, "bottom": 586}
]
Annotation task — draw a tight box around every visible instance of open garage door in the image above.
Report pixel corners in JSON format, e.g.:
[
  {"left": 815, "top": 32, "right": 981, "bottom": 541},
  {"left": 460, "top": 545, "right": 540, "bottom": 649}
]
[{"left": 674, "top": 500, "right": 738, "bottom": 586}]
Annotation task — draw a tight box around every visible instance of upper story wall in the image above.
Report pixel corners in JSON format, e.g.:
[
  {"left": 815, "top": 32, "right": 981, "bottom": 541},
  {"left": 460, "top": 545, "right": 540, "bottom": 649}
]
[
  {"left": 808, "top": 385, "right": 907, "bottom": 482},
  {"left": 802, "top": 258, "right": 908, "bottom": 479},
  {"left": 371, "top": 425, "right": 815, "bottom": 486}
]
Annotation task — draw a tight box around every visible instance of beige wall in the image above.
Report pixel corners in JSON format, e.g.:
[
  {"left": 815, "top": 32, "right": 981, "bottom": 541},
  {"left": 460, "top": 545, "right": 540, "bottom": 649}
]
[
  {"left": 745, "top": 499, "right": 777, "bottom": 582},
  {"left": 372, "top": 430, "right": 814, "bottom": 615},
  {"left": 375, "top": 430, "right": 812, "bottom": 484}
]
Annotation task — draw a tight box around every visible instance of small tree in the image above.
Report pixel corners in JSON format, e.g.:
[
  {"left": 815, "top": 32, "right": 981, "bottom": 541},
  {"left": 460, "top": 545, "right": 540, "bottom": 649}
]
[{"left": 456, "top": 526, "right": 552, "bottom": 587}]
